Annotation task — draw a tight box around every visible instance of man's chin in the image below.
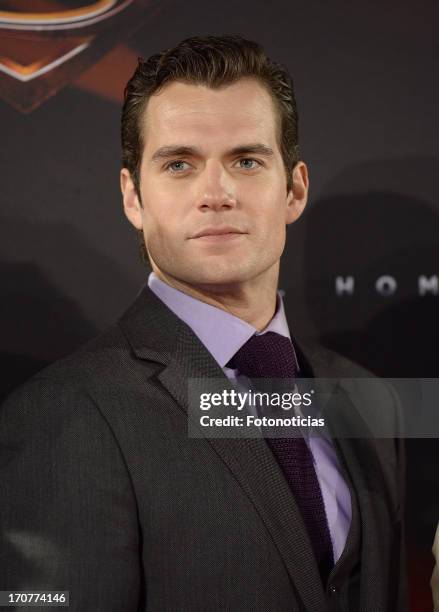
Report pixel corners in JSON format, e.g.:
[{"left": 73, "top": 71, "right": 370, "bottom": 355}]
[
  {"left": 173, "top": 265, "right": 252, "bottom": 291},
  {"left": 186, "top": 273, "right": 248, "bottom": 290}
]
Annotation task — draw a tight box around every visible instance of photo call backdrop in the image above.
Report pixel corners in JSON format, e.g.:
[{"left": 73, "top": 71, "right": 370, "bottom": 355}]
[{"left": 1, "top": 1, "right": 438, "bottom": 609}]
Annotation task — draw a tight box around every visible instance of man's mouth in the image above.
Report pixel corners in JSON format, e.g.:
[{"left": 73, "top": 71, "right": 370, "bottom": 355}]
[{"left": 190, "top": 226, "right": 247, "bottom": 240}]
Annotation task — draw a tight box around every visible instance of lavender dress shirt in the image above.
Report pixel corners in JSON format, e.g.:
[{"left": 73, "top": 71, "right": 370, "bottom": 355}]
[{"left": 148, "top": 272, "right": 352, "bottom": 562}]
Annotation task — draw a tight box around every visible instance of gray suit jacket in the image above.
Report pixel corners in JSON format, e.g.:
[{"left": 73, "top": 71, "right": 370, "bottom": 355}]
[{"left": 0, "top": 285, "right": 407, "bottom": 611}]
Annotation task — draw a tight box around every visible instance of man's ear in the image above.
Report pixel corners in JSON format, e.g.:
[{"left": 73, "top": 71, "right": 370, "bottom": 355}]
[
  {"left": 285, "top": 161, "right": 309, "bottom": 225},
  {"left": 120, "top": 168, "right": 143, "bottom": 230}
]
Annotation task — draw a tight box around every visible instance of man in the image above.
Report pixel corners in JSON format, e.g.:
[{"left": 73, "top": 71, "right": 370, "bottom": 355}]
[{"left": 0, "top": 36, "right": 406, "bottom": 611}]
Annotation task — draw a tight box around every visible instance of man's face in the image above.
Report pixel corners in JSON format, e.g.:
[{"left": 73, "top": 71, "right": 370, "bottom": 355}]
[{"left": 122, "top": 78, "right": 308, "bottom": 290}]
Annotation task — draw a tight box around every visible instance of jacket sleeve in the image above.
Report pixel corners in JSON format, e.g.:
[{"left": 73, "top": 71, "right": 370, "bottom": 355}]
[
  {"left": 395, "top": 433, "right": 408, "bottom": 612},
  {"left": 389, "top": 381, "right": 409, "bottom": 612},
  {"left": 0, "top": 377, "right": 141, "bottom": 612},
  {"left": 432, "top": 523, "right": 439, "bottom": 612}
]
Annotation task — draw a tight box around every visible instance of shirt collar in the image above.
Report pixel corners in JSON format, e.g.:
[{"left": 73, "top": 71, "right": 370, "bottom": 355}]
[{"left": 147, "top": 272, "right": 291, "bottom": 368}]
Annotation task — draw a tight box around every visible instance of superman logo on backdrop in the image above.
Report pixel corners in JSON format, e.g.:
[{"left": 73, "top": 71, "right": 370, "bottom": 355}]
[{"left": 0, "top": 0, "right": 162, "bottom": 113}]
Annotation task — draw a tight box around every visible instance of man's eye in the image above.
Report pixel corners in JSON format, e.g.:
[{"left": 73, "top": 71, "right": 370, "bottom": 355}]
[
  {"left": 238, "top": 158, "right": 260, "bottom": 169},
  {"left": 166, "top": 160, "right": 190, "bottom": 173}
]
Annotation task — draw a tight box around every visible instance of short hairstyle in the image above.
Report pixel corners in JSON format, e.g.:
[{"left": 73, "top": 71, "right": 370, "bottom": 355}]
[{"left": 121, "top": 34, "right": 300, "bottom": 196}]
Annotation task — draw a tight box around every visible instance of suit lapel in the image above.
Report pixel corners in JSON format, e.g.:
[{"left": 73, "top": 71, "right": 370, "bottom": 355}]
[
  {"left": 119, "top": 285, "right": 328, "bottom": 612},
  {"left": 302, "top": 346, "right": 397, "bottom": 612},
  {"left": 326, "top": 389, "right": 394, "bottom": 612}
]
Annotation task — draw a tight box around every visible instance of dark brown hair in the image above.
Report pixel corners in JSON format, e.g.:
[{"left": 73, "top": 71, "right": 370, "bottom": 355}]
[{"left": 121, "top": 34, "right": 300, "bottom": 196}]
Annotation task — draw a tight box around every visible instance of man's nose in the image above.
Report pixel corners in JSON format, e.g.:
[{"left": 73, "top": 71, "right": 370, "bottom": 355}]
[{"left": 195, "top": 162, "right": 237, "bottom": 211}]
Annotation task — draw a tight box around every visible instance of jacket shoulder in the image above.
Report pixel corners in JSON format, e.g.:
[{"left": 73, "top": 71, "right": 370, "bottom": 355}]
[{"left": 14, "top": 320, "right": 160, "bottom": 394}]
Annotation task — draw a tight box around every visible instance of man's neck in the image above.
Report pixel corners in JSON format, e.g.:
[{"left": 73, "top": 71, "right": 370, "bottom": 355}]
[{"left": 151, "top": 266, "right": 279, "bottom": 331}]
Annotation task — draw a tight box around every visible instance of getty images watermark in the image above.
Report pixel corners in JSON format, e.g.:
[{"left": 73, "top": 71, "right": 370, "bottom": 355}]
[
  {"left": 188, "top": 379, "right": 327, "bottom": 438},
  {"left": 198, "top": 388, "right": 324, "bottom": 430},
  {"left": 188, "top": 378, "right": 439, "bottom": 439}
]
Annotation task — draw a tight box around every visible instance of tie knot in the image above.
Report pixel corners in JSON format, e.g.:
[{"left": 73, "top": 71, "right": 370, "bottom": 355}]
[{"left": 227, "top": 331, "right": 298, "bottom": 380}]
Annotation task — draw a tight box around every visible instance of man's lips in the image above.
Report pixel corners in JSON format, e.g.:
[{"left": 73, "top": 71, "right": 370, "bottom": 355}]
[
  {"left": 190, "top": 226, "right": 247, "bottom": 240},
  {"left": 191, "top": 233, "right": 246, "bottom": 243}
]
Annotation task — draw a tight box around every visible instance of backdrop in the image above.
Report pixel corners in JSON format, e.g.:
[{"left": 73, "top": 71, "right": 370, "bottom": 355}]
[{"left": 1, "top": 1, "right": 438, "bottom": 609}]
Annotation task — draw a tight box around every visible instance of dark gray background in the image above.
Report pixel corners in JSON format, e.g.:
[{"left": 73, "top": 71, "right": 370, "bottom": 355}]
[{"left": 1, "top": 1, "right": 438, "bottom": 608}]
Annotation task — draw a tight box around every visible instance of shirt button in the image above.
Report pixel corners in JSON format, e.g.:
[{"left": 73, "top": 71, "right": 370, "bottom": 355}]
[{"left": 328, "top": 585, "right": 337, "bottom": 595}]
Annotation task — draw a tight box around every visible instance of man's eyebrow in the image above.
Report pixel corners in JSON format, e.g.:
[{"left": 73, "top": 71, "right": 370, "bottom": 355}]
[
  {"left": 227, "top": 144, "right": 274, "bottom": 158},
  {"left": 150, "top": 143, "right": 274, "bottom": 163},
  {"left": 151, "top": 146, "right": 200, "bottom": 163}
]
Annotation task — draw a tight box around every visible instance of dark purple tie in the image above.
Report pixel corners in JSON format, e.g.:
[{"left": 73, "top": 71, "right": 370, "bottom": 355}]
[{"left": 227, "top": 331, "right": 334, "bottom": 583}]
